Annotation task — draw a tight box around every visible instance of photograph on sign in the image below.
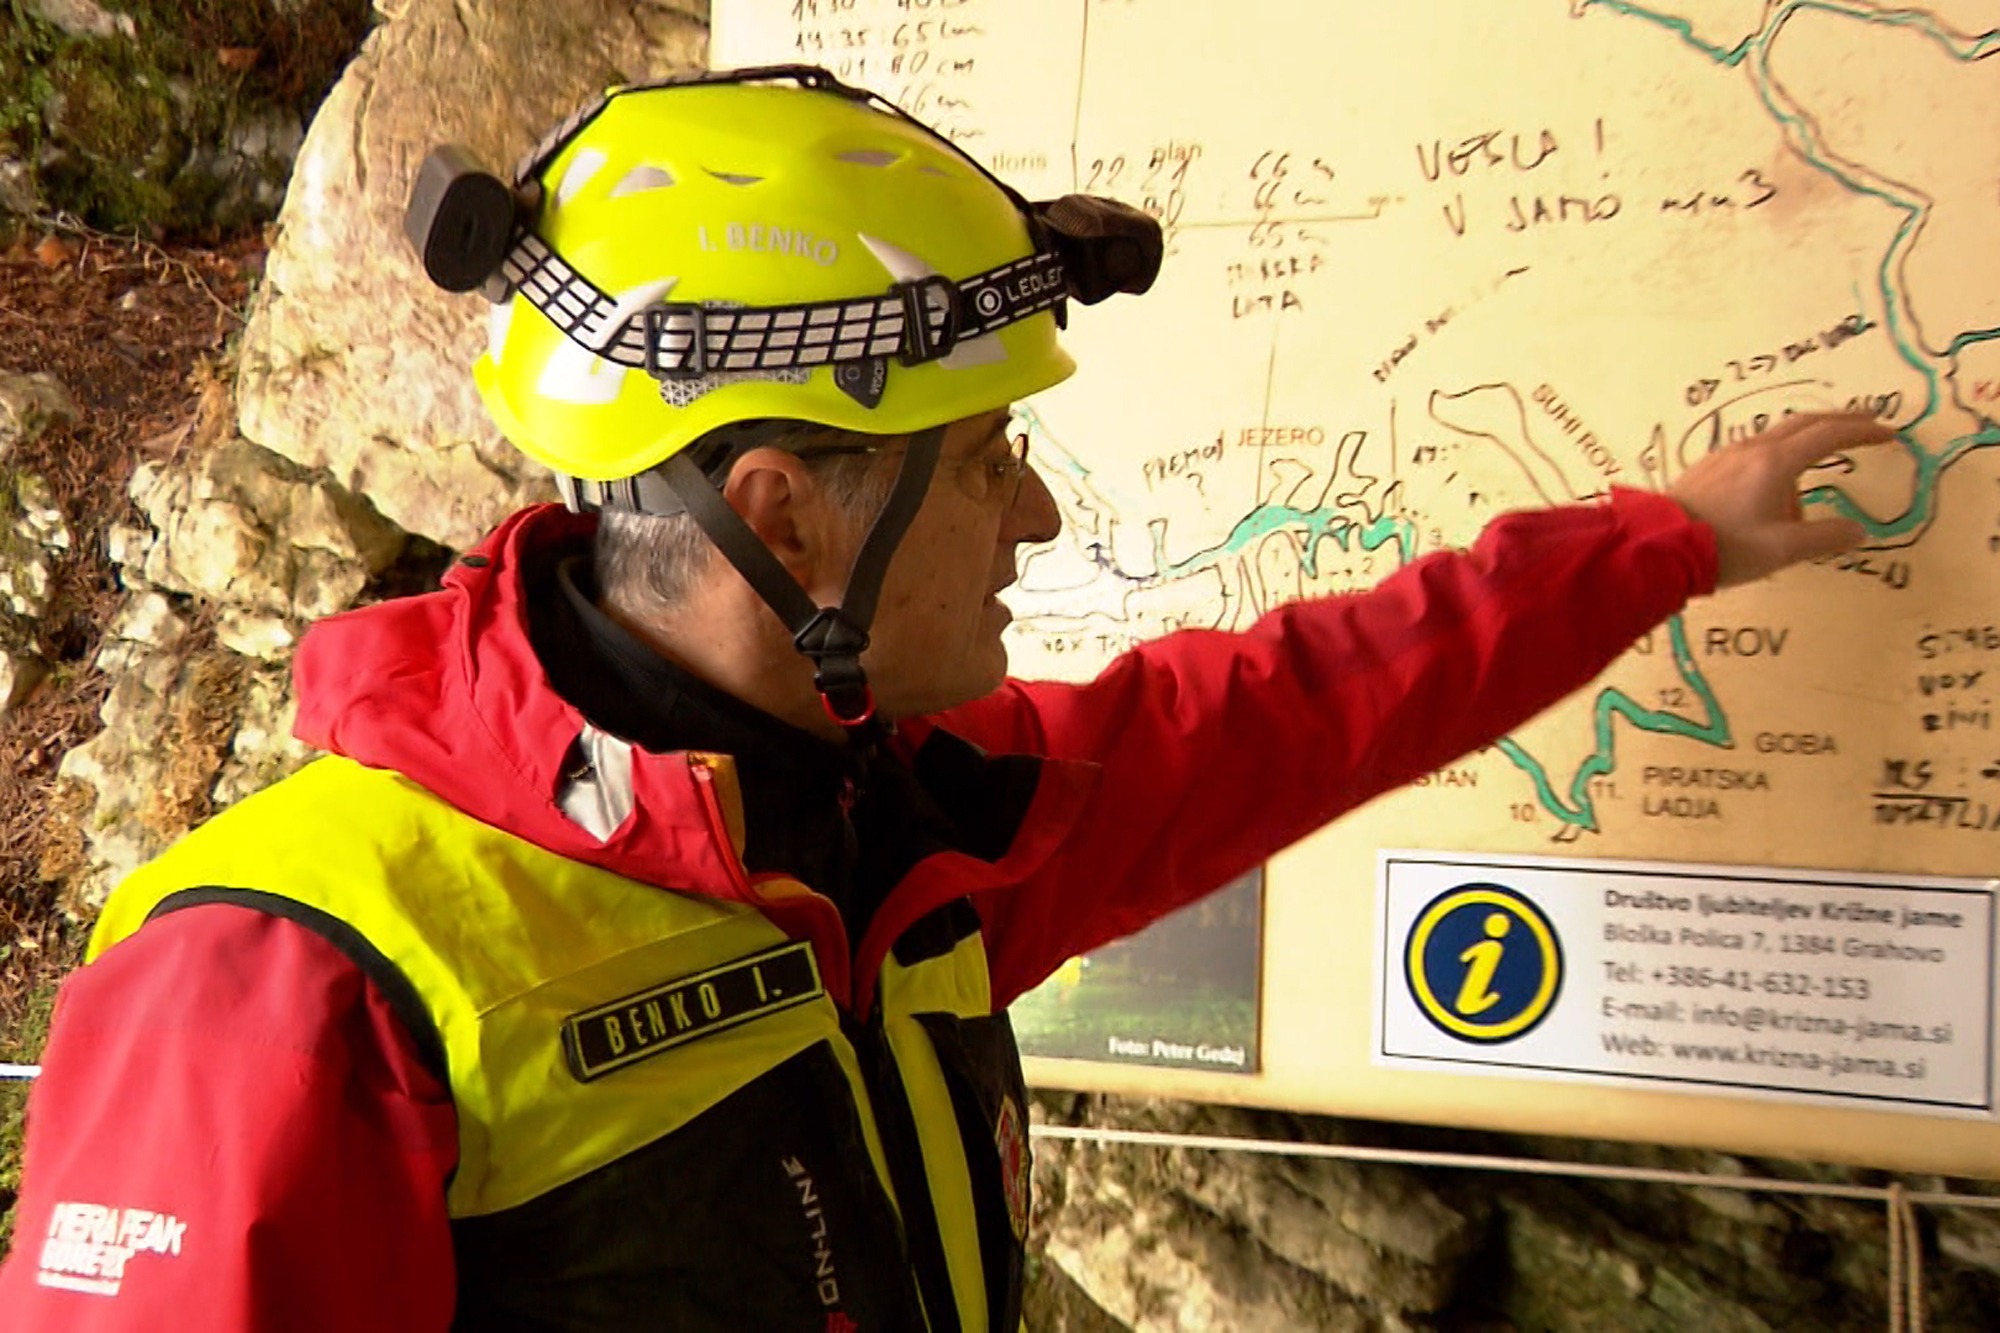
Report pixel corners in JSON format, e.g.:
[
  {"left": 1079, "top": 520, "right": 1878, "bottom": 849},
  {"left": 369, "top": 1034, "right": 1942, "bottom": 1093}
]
[
  {"left": 1014, "top": 867, "right": 1263, "bottom": 1073},
  {"left": 1377, "top": 852, "right": 1997, "bottom": 1116}
]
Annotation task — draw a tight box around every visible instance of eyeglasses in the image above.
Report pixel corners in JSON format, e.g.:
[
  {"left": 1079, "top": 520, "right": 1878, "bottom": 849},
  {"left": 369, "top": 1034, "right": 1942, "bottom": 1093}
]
[
  {"left": 796, "top": 431, "right": 1034, "bottom": 508},
  {"left": 979, "top": 432, "right": 1034, "bottom": 509}
]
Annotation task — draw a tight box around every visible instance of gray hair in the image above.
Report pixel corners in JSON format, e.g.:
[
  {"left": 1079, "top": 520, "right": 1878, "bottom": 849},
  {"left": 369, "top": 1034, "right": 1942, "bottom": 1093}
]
[{"left": 595, "top": 421, "right": 898, "bottom": 619}]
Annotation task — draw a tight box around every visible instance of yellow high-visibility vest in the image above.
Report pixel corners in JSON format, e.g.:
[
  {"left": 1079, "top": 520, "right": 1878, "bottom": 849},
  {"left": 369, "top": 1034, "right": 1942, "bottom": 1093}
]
[{"left": 91, "top": 753, "right": 1025, "bottom": 1332}]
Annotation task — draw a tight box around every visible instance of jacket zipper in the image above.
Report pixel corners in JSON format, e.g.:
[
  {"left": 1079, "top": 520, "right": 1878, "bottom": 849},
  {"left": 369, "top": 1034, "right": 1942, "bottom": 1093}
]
[
  {"left": 843, "top": 1006, "right": 967, "bottom": 1333},
  {"left": 686, "top": 757, "right": 855, "bottom": 1006},
  {"left": 695, "top": 759, "right": 963, "bottom": 1329}
]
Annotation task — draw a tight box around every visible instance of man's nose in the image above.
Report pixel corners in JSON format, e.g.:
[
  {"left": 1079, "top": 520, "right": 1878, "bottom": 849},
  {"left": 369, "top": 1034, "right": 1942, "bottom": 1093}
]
[{"left": 1008, "top": 463, "right": 1063, "bottom": 545}]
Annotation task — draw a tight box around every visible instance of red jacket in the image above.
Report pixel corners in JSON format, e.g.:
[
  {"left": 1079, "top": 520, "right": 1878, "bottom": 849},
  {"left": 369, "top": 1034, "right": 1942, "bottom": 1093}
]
[{"left": 0, "top": 492, "right": 1712, "bottom": 1329}]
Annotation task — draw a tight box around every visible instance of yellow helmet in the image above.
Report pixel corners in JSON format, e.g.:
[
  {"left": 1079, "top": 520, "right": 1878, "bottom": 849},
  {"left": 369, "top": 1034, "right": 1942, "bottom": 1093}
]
[
  {"left": 405, "top": 67, "right": 1160, "bottom": 727},
  {"left": 462, "top": 70, "right": 1084, "bottom": 482}
]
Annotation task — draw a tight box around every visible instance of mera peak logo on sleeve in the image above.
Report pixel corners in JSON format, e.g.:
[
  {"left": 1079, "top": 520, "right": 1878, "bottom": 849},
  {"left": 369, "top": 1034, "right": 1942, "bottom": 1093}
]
[{"left": 35, "top": 1200, "right": 189, "bottom": 1297}]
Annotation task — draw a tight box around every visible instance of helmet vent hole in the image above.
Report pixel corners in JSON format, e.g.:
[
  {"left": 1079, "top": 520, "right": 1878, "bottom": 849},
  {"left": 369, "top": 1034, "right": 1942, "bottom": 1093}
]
[
  {"left": 557, "top": 148, "right": 609, "bottom": 205},
  {"left": 610, "top": 164, "right": 675, "bottom": 197},
  {"left": 918, "top": 165, "right": 953, "bottom": 177},
  {"left": 836, "top": 149, "right": 902, "bottom": 168},
  {"left": 706, "top": 170, "right": 765, "bottom": 186}
]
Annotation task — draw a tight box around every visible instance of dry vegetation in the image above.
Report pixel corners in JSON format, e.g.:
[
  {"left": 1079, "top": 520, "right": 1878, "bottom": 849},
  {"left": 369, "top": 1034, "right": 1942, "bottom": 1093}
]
[{"left": 0, "top": 219, "right": 261, "bottom": 1223}]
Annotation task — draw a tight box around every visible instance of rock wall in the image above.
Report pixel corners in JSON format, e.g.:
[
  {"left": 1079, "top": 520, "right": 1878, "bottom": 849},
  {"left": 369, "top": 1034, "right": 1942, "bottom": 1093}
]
[
  {"left": 1027, "top": 1094, "right": 2000, "bottom": 1331},
  {"left": 232, "top": 0, "right": 707, "bottom": 550},
  {"left": 1, "top": 0, "right": 373, "bottom": 234},
  {"left": 9, "top": 0, "right": 2000, "bottom": 1327},
  {"left": 0, "top": 373, "right": 78, "bottom": 719},
  {"left": 38, "top": 0, "right": 706, "bottom": 904}
]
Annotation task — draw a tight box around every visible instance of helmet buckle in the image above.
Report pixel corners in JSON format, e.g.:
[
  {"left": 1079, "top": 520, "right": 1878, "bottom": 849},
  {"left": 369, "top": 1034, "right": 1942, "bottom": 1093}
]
[
  {"left": 795, "top": 608, "right": 878, "bottom": 727},
  {"left": 817, "top": 679, "right": 877, "bottom": 728},
  {"left": 792, "top": 605, "right": 871, "bottom": 663},
  {"left": 644, "top": 304, "right": 710, "bottom": 380},
  {"left": 895, "top": 274, "right": 961, "bottom": 366}
]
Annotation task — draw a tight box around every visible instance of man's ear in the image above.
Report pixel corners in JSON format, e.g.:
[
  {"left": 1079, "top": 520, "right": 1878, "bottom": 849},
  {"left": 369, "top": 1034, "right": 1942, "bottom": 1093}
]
[{"left": 721, "top": 447, "right": 848, "bottom": 599}]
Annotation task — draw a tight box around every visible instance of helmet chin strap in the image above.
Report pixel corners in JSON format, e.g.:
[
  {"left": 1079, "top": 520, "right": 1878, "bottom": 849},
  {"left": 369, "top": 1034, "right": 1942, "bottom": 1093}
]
[{"left": 657, "top": 425, "right": 946, "bottom": 736}]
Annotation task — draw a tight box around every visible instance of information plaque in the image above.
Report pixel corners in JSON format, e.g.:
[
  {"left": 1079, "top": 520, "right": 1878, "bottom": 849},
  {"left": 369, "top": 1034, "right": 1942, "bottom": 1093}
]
[{"left": 1379, "top": 853, "right": 1996, "bottom": 1115}]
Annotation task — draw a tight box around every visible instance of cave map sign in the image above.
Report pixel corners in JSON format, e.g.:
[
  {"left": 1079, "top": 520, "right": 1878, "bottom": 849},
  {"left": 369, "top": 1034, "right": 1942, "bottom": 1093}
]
[{"left": 1404, "top": 883, "right": 1564, "bottom": 1044}]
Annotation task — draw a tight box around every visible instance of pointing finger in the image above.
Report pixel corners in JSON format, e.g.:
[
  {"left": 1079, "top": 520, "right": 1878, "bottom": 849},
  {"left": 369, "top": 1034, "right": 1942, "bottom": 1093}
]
[
  {"left": 1770, "top": 411, "right": 1898, "bottom": 470},
  {"left": 1746, "top": 410, "right": 1826, "bottom": 444},
  {"left": 1783, "top": 514, "right": 1869, "bottom": 564}
]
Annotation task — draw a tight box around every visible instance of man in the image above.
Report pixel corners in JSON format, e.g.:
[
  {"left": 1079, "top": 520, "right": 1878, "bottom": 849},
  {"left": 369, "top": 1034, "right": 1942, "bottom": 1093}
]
[{"left": 0, "top": 67, "right": 1890, "bottom": 1331}]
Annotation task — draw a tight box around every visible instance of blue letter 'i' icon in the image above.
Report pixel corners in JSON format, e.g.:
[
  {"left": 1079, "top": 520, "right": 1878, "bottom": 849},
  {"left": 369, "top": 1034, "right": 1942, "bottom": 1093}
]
[
  {"left": 1406, "top": 885, "right": 1564, "bottom": 1044},
  {"left": 1453, "top": 911, "right": 1514, "bottom": 1016}
]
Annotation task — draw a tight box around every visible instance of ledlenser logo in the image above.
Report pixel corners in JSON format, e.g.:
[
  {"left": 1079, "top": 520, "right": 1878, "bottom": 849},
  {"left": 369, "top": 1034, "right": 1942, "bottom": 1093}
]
[{"left": 1405, "top": 882, "right": 1563, "bottom": 1043}]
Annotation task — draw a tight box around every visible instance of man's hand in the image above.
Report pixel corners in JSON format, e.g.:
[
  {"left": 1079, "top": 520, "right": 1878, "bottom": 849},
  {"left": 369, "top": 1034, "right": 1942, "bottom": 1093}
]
[{"left": 1667, "top": 411, "right": 1898, "bottom": 590}]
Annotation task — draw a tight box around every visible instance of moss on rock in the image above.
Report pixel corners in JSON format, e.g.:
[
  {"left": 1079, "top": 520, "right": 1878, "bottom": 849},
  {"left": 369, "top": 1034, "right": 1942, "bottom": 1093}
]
[{"left": 1, "top": 0, "right": 375, "bottom": 235}]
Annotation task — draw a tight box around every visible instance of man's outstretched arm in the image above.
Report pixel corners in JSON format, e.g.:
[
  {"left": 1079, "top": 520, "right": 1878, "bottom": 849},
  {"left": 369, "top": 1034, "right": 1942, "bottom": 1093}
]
[{"left": 954, "top": 411, "right": 1895, "bottom": 1002}]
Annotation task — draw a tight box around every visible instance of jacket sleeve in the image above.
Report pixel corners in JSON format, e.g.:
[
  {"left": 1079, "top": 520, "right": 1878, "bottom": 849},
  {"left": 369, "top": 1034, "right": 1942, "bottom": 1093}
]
[
  {"left": 944, "top": 488, "right": 1717, "bottom": 1006},
  {"left": 0, "top": 904, "right": 459, "bottom": 1331}
]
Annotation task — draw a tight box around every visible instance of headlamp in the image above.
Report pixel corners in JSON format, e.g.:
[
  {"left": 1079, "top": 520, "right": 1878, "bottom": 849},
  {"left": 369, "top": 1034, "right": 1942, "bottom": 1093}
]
[
  {"left": 402, "top": 65, "right": 1163, "bottom": 315},
  {"left": 402, "top": 145, "right": 527, "bottom": 299},
  {"left": 1033, "top": 194, "right": 1163, "bottom": 304}
]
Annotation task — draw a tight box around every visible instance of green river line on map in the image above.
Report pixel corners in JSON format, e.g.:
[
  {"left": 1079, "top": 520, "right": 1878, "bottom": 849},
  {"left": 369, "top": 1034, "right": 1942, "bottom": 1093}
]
[
  {"left": 1019, "top": 401, "right": 1725, "bottom": 836},
  {"left": 1495, "top": 0, "right": 2000, "bottom": 831},
  {"left": 1152, "top": 508, "right": 1412, "bottom": 583},
  {"left": 1582, "top": 0, "right": 2000, "bottom": 542},
  {"left": 1496, "top": 616, "right": 1728, "bottom": 835},
  {"left": 1016, "top": 403, "right": 1418, "bottom": 593},
  {"left": 1019, "top": 1, "right": 1994, "bottom": 832}
]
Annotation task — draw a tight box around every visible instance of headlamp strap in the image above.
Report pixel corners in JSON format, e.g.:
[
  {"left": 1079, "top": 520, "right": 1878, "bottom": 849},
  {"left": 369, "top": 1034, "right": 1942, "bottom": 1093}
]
[
  {"left": 499, "top": 230, "right": 1067, "bottom": 383},
  {"left": 834, "top": 424, "right": 942, "bottom": 631},
  {"left": 656, "top": 426, "right": 944, "bottom": 729},
  {"left": 558, "top": 469, "right": 683, "bottom": 516},
  {"left": 658, "top": 450, "right": 819, "bottom": 623}
]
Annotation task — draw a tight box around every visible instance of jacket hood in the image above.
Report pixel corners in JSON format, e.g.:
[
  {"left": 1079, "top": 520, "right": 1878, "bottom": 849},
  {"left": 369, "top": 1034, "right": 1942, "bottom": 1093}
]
[
  {"left": 290, "top": 503, "right": 1099, "bottom": 1014},
  {"left": 291, "top": 504, "right": 752, "bottom": 900}
]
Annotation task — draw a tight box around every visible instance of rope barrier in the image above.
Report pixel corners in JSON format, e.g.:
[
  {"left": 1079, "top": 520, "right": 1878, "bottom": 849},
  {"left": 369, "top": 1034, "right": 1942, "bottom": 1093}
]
[
  {"left": 1028, "top": 1122, "right": 1995, "bottom": 1330},
  {"left": 1887, "top": 1181, "right": 1927, "bottom": 1333},
  {"left": 0, "top": 1063, "right": 1976, "bottom": 1325},
  {"left": 1028, "top": 1123, "right": 2000, "bottom": 1211}
]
